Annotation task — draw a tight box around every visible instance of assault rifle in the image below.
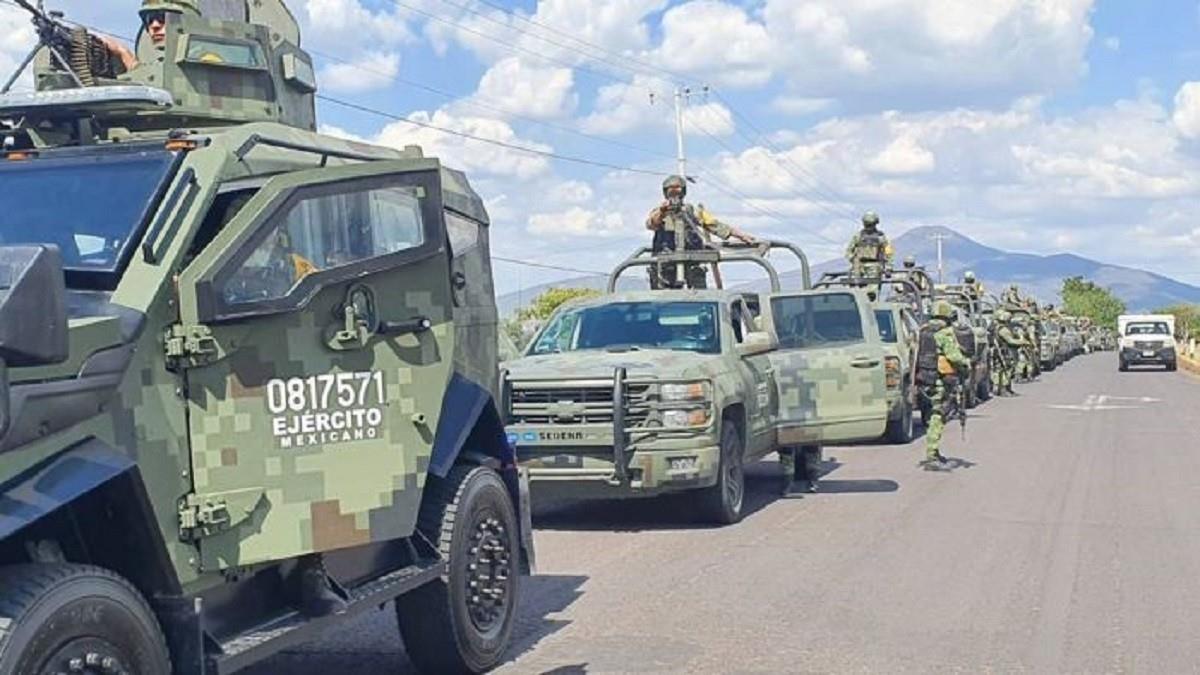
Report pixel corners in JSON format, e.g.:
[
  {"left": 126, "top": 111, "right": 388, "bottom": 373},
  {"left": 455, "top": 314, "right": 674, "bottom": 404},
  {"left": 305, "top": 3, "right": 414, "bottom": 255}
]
[{"left": 1, "top": 0, "right": 119, "bottom": 94}]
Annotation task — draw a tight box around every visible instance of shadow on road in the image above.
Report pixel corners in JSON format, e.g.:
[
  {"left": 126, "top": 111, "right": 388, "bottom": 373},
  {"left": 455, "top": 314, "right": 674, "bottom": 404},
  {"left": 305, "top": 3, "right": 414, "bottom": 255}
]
[
  {"left": 532, "top": 463, "right": 795, "bottom": 532},
  {"left": 503, "top": 574, "right": 588, "bottom": 665},
  {"left": 814, "top": 479, "right": 900, "bottom": 494}
]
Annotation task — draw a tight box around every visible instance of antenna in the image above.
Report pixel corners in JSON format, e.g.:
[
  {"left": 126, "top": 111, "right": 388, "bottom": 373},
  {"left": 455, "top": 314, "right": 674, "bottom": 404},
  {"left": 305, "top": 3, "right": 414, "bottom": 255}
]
[{"left": 930, "top": 232, "right": 951, "bottom": 284}]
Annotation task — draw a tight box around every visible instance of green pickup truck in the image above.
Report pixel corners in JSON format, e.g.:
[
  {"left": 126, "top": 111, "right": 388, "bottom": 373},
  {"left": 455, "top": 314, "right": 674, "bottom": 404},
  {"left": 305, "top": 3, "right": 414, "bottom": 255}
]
[{"left": 503, "top": 243, "right": 896, "bottom": 524}]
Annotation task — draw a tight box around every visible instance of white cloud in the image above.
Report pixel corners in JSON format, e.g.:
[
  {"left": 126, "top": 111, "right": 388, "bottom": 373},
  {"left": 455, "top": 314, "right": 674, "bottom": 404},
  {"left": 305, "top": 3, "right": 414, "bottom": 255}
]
[
  {"left": 319, "top": 52, "right": 400, "bottom": 94},
  {"left": 1103, "top": 36, "right": 1121, "bottom": 51},
  {"left": 527, "top": 207, "right": 628, "bottom": 239},
  {"left": 0, "top": 5, "right": 35, "bottom": 91},
  {"left": 651, "top": 0, "right": 774, "bottom": 87},
  {"left": 579, "top": 75, "right": 735, "bottom": 136},
  {"left": 373, "top": 109, "right": 553, "bottom": 180},
  {"left": 470, "top": 57, "right": 577, "bottom": 120},
  {"left": 302, "top": 0, "right": 416, "bottom": 50},
  {"left": 867, "top": 135, "right": 937, "bottom": 175},
  {"left": 1173, "top": 82, "right": 1200, "bottom": 139},
  {"left": 772, "top": 96, "right": 838, "bottom": 115}
]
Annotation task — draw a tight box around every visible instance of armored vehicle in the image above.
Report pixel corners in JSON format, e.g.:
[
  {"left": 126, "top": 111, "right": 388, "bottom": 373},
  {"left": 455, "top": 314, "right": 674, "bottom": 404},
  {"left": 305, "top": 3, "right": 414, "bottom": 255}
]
[
  {"left": 0, "top": 2, "right": 531, "bottom": 673},
  {"left": 1039, "top": 317, "right": 1064, "bottom": 371},
  {"left": 504, "top": 242, "right": 894, "bottom": 523}
]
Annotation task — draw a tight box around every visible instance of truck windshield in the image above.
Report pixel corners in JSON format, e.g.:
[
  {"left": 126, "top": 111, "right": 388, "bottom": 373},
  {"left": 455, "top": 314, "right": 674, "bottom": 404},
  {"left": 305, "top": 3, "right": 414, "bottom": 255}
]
[
  {"left": 1126, "top": 322, "right": 1169, "bottom": 335},
  {"left": 874, "top": 309, "right": 897, "bottom": 343},
  {"left": 0, "top": 147, "right": 175, "bottom": 284},
  {"left": 773, "top": 293, "right": 865, "bottom": 349},
  {"left": 531, "top": 302, "right": 721, "bottom": 355}
]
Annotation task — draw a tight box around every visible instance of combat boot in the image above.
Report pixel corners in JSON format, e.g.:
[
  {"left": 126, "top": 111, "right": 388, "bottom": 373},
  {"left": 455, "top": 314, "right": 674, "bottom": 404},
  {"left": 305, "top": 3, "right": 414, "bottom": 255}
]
[{"left": 296, "top": 553, "right": 348, "bottom": 617}]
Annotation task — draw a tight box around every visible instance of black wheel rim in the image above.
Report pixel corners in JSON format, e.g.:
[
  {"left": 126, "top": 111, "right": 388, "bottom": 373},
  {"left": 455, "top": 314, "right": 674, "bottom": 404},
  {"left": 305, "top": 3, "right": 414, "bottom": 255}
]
[
  {"left": 464, "top": 512, "right": 513, "bottom": 635},
  {"left": 724, "top": 444, "right": 744, "bottom": 513},
  {"left": 40, "top": 637, "right": 131, "bottom": 675}
]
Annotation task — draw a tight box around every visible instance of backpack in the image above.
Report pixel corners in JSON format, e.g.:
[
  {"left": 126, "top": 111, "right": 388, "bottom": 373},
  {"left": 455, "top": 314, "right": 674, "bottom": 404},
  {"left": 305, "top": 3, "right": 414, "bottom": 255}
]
[
  {"left": 955, "top": 325, "right": 976, "bottom": 358},
  {"left": 854, "top": 231, "right": 885, "bottom": 262},
  {"left": 915, "top": 323, "right": 940, "bottom": 386}
]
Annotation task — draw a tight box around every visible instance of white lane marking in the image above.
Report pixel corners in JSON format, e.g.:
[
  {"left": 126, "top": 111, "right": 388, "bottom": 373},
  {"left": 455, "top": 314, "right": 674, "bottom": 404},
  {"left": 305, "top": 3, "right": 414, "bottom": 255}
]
[{"left": 1047, "top": 394, "right": 1161, "bottom": 411}]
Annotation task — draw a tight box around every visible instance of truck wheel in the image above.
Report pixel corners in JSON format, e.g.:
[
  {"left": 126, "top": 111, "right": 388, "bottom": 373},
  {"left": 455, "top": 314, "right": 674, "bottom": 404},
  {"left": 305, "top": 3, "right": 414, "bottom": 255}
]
[
  {"left": 1167, "top": 361, "right": 1178, "bottom": 372},
  {"left": 885, "top": 397, "right": 914, "bottom": 444},
  {"left": 1119, "top": 358, "right": 1128, "bottom": 372},
  {"left": 397, "top": 465, "right": 519, "bottom": 674},
  {"left": 976, "top": 376, "right": 992, "bottom": 403},
  {"left": 0, "top": 564, "right": 170, "bottom": 675},
  {"left": 700, "top": 422, "right": 745, "bottom": 525}
]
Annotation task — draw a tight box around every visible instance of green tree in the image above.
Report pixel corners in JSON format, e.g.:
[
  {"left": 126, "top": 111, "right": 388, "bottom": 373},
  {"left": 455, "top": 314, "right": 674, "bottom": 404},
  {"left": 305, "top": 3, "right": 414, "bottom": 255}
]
[
  {"left": 1060, "top": 276, "right": 1126, "bottom": 328},
  {"left": 504, "top": 287, "right": 602, "bottom": 352},
  {"left": 1153, "top": 303, "right": 1200, "bottom": 340}
]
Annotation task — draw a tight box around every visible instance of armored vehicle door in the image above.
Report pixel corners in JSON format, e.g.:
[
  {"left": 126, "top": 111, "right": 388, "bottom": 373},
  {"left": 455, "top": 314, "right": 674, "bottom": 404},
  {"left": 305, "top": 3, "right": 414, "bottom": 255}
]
[
  {"left": 766, "top": 290, "right": 888, "bottom": 445},
  {"left": 174, "top": 160, "right": 454, "bottom": 569}
]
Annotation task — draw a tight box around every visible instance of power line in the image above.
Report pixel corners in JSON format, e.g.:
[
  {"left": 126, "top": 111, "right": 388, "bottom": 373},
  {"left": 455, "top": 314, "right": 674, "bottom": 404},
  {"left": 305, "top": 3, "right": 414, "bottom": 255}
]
[
  {"left": 318, "top": 94, "right": 665, "bottom": 177},
  {"left": 493, "top": 256, "right": 607, "bottom": 277},
  {"left": 308, "top": 48, "right": 677, "bottom": 164}
]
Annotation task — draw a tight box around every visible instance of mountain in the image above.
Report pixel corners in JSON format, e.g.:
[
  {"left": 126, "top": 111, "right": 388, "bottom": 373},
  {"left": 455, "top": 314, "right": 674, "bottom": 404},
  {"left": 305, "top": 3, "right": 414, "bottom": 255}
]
[
  {"left": 497, "top": 226, "right": 1200, "bottom": 314},
  {"left": 770, "top": 225, "right": 1200, "bottom": 312},
  {"left": 497, "top": 276, "right": 645, "bottom": 316}
]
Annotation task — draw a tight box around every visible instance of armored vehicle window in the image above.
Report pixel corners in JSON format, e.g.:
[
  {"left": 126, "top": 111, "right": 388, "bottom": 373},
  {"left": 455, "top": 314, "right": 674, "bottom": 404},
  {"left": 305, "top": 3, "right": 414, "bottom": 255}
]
[
  {"left": 223, "top": 184, "right": 425, "bottom": 306},
  {"left": 184, "top": 36, "right": 265, "bottom": 68},
  {"left": 731, "top": 301, "right": 754, "bottom": 343},
  {"left": 531, "top": 302, "right": 720, "bottom": 355},
  {"left": 772, "top": 293, "right": 865, "bottom": 349},
  {"left": 446, "top": 211, "right": 480, "bottom": 256},
  {"left": 0, "top": 147, "right": 175, "bottom": 288},
  {"left": 875, "top": 309, "right": 897, "bottom": 343}
]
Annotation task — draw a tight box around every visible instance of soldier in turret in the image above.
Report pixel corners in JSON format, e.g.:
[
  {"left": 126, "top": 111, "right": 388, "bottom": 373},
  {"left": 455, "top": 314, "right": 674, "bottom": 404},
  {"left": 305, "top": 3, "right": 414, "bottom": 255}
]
[
  {"left": 646, "top": 175, "right": 758, "bottom": 289},
  {"left": 99, "top": 0, "right": 201, "bottom": 71},
  {"left": 845, "top": 211, "right": 894, "bottom": 281}
]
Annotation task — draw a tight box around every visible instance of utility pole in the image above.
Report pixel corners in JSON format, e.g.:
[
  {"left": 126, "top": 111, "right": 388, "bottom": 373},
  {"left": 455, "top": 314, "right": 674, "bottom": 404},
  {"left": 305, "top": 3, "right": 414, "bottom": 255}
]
[
  {"left": 931, "top": 232, "right": 951, "bottom": 284},
  {"left": 673, "top": 87, "right": 688, "bottom": 178}
]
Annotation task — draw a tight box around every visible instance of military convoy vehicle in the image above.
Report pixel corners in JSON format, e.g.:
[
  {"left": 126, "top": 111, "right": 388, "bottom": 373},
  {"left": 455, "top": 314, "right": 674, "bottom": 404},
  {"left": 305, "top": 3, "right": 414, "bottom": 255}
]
[
  {"left": 504, "top": 242, "right": 897, "bottom": 523},
  {"left": 1039, "top": 317, "right": 1064, "bottom": 371},
  {"left": 0, "top": 2, "right": 531, "bottom": 673},
  {"left": 814, "top": 272, "right": 924, "bottom": 444}
]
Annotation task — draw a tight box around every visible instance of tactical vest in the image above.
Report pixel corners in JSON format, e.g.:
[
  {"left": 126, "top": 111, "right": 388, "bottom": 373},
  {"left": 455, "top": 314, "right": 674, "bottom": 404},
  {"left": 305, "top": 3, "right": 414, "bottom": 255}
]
[
  {"left": 854, "top": 230, "right": 886, "bottom": 262},
  {"left": 955, "top": 326, "right": 977, "bottom": 358},
  {"left": 915, "top": 323, "right": 940, "bottom": 386},
  {"left": 652, "top": 207, "right": 706, "bottom": 254}
]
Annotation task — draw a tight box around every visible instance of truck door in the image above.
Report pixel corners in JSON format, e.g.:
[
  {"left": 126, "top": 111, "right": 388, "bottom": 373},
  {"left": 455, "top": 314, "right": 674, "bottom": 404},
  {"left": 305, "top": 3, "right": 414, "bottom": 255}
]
[
  {"left": 729, "top": 298, "right": 776, "bottom": 455},
  {"left": 174, "top": 160, "right": 455, "bottom": 569},
  {"left": 766, "top": 290, "right": 889, "bottom": 444}
]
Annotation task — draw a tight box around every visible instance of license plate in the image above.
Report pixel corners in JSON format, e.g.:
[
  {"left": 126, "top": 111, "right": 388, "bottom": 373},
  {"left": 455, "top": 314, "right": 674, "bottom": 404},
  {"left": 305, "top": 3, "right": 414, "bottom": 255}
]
[{"left": 1142, "top": 350, "right": 1156, "bottom": 358}]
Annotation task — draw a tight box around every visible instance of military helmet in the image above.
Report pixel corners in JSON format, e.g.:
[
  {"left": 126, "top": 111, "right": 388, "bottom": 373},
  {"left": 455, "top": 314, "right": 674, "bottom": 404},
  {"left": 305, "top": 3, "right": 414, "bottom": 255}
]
[
  {"left": 862, "top": 211, "right": 880, "bottom": 228},
  {"left": 141, "top": 0, "right": 200, "bottom": 19},
  {"left": 932, "top": 300, "right": 955, "bottom": 320},
  {"left": 662, "top": 175, "right": 687, "bottom": 198},
  {"left": 964, "top": 270, "right": 976, "bottom": 283},
  {"left": 903, "top": 255, "right": 916, "bottom": 268}
]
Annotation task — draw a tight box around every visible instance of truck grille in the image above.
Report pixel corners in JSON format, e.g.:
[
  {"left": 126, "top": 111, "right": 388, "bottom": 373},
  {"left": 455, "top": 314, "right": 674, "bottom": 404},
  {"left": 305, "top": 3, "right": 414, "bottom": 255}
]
[
  {"left": 1134, "top": 341, "right": 1164, "bottom": 350},
  {"left": 509, "top": 383, "right": 652, "bottom": 426}
]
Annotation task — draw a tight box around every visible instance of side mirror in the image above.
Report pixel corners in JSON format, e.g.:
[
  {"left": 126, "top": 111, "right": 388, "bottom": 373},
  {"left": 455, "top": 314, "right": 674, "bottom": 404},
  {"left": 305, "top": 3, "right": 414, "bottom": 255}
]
[
  {"left": 738, "top": 331, "right": 775, "bottom": 357},
  {"left": 0, "top": 246, "right": 69, "bottom": 367}
]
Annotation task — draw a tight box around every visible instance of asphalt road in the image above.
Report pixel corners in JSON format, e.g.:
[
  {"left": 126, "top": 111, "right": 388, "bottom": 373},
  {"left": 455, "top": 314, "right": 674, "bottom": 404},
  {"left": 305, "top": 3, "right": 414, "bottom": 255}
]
[{"left": 250, "top": 353, "right": 1200, "bottom": 673}]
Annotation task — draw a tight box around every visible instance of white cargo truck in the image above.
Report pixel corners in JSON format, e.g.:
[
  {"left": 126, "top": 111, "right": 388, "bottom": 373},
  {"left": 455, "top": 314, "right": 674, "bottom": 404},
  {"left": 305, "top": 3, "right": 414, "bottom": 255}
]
[{"left": 1118, "top": 314, "right": 1178, "bottom": 371}]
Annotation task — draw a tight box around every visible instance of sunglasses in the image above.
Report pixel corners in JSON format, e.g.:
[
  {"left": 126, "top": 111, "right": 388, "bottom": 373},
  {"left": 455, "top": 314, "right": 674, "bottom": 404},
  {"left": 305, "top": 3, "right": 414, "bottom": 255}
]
[{"left": 143, "top": 11, "right": 166, "bottom": 25}]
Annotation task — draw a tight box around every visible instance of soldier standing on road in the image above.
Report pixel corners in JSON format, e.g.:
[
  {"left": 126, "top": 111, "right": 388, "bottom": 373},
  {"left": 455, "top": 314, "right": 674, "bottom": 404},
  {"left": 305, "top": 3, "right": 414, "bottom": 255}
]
[
  {"left": 992, "top": 309, "right": 1027, "bottom": 396},
  {"left": 98, "top": 0, "right": 201, "bottom": 71},
  {"left": 646, "top": 175, "right": 757, "bottom": 289},
  {"left": 845, "top": 211, "right": 894, "bottom": 281},
  {"left": 920, "top": 301, "right": 971, "bottom": 469}
]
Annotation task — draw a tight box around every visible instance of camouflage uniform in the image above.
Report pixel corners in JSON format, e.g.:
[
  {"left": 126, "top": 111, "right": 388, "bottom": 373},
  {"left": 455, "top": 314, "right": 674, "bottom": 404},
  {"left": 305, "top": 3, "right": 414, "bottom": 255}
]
[
  {"left": 845, "top": 211, "right": 893, "bottom": 282},
  {"left": 991, "top": 310, "right": 1027, "bottom": 395},
  {"left": 924, "top": 302, "right": 970, "bottom": 465}
]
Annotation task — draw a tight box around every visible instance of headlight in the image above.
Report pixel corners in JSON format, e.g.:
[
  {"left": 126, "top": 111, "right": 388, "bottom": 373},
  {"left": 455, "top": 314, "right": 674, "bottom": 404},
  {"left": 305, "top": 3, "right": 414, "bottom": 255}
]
[
  {"left": 662, "top": 409, "right": 711, "bottom": 428},
  {"left": 661, "top": 382, "right": 711, "bottom": 402}
]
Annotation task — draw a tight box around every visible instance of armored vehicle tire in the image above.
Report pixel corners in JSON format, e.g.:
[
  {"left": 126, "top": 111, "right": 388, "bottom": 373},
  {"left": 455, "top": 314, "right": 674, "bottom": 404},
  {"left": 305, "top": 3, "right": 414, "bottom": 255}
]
[
  {"left": 0, "top": 563, "right": 171, "bottom": 675},
  {"left": 396, "top": 464, "right": 519, "bottom": 674},
  {"left": 885, "top": 397, "right": 914, "bottom": 444},
  {"left": 699, "top": 422, "right": 745, "bottom": 525}
]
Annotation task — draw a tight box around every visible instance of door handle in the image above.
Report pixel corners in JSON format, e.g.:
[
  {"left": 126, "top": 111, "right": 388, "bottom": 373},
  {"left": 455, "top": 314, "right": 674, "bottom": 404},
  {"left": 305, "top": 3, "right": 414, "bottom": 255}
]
[{"left": 851, "top": 357, "right": 880, "bottom": 368}]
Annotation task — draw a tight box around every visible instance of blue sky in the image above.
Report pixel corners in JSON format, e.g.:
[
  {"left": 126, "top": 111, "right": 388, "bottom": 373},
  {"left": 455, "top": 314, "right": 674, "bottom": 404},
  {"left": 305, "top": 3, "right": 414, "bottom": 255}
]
[{"left": 4, "top": 0, "right": 1200, "bottom": 296}]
